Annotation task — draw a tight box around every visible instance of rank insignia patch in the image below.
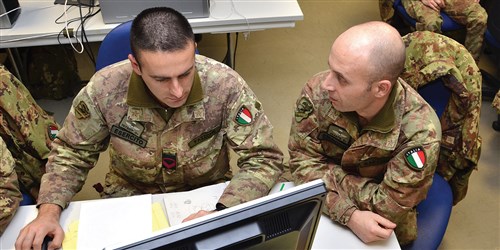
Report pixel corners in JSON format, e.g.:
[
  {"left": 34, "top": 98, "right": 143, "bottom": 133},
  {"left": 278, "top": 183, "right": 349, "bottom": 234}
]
[
  {"left": 295, "top": 97, "right": 313, "bottom": 122},
  {"left": 47, "top": 124, "right": 58, "bottom": 140},
  {"left": 162, "top": 151, "right": 177, "bottom": 171},
  {"left": 404, "top": 147, "right": 426, "bottom": 171},
  {"left": 235, "top": 106, "right": 253, "bottom": 125}
]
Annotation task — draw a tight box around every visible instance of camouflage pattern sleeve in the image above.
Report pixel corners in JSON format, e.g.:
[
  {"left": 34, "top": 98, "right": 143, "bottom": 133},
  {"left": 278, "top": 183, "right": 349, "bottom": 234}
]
[
  {"left": 38, "top": 78, "right": 111, "bottom": 209},
  {"left": 218, "top": 76, "right": 283, "bottom": 207},
  {"left": 288, "top": 73, "right": 331, "bottom": 185},
  {"left": 0, "top": 137, "right": 22, "bottom": 236}
]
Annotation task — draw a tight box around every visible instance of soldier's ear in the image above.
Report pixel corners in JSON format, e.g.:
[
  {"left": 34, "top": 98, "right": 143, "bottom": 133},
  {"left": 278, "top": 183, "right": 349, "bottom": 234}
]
[
  {"left": 373, "top": 79, "right": 391, "bottom": 98},
  {"left": 128, "top": 54, "right": 142, "bottom": 76}
]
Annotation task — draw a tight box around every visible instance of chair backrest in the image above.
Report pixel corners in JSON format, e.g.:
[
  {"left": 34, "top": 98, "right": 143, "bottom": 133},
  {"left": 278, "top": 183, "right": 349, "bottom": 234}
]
[
  {"left": 95, "top": 21, "right": 133, "bottom": 71},
  {"left": 393, "top": 0, "right": 464, "bottom": 31},
  {"left": 417, "top": 78, "right": 452, "bottom": 118}
]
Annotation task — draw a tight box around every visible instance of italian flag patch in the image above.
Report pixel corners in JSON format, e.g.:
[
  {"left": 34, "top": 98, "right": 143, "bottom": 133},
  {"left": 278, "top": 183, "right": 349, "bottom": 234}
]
[
  {"left": 48, "top": 124, "right": 58, "bottom": 140},
  {"left": 404, "top": 147, "right": 426, "bottom": 171},
  {"left": 235, "top": 106, "right": 253, "bottom": 125}
]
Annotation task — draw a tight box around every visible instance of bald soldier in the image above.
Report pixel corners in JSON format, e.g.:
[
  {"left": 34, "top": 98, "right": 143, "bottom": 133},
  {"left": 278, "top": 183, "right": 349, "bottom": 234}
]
[
  {"left": 16, "top": 7, "right": 283, "bottom": 250},
  {"left": 288, "top": 21, "right": 441, "bottom": 245}
]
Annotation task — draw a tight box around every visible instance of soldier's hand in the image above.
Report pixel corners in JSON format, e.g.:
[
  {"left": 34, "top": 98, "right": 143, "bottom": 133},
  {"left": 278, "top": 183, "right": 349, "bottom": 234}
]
[
  {"left": 421, "top": 0, "right": 445, "bottom": 12},
  {"left": 346, "top": 210, "right": 396, "bottom": 243},
  {"left": 182, "top": 209, "right": 216, "bottom": 223},
  {"left": 15, "top": 204, "right": 64, "bottom": 250}
]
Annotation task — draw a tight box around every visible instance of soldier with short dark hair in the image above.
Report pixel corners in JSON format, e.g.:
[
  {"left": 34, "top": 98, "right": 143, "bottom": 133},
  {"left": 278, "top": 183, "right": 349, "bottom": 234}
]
[
  {"left": 288, "top": 21, "right": 441, "bottom": 245},
  {"left": 16, "top": 7, "right": 283, "bottom": 250}
]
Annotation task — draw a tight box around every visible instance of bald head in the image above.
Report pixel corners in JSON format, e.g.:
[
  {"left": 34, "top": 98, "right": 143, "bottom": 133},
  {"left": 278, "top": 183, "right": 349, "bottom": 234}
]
[{"left": 332, "top": 21, "right": 406, "bottom": 84}]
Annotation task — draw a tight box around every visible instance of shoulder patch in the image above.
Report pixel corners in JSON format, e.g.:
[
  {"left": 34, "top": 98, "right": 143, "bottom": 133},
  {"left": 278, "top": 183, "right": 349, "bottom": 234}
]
[
  {"left": 74, "top": 101, "right": 90, "bottom": 119},
  {"left": 47, "top": 124, "right": 58, "bottom": 140},
  {"left": 404, "top": 147, "right": 426, "bottom": 171},
  {"left": 235, "top": 105, "right": 253, "bottom": 125},
  {"left": 295, "top": 97, "right": 313, "bottom": 122}
]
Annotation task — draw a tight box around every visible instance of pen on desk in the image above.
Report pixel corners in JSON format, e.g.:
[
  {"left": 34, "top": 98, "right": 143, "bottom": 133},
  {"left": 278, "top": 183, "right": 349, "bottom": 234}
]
[{"left": 279, "top": 183, "right": 285, "bottom": 191}]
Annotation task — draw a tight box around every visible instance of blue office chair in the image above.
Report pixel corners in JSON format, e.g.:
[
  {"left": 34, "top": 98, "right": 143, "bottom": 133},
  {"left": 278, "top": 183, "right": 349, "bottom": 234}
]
[
  {"left": 402, "top": 79, "right": 454, "bottom": 250},
  {"left": 393, "top": 0, "right": 464, "bottom": 32},
  {"left": 95, "top": 21, "right": 133, "bottom": 71},
  {"left": 20, "top": 192, "right": 35, "bottom": 206}
]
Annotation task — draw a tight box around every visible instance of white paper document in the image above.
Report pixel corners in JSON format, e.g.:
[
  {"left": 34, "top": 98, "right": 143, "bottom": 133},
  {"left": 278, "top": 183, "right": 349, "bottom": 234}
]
[
  {"left": 77, "top": 194, "right": 152, "bottom": 249},
  {"left": 163, "top": 182, "right": 228, "bottom": 226}
]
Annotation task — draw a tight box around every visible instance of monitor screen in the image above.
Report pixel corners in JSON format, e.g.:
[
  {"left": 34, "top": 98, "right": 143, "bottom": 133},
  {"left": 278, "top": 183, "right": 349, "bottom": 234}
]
[{"left": 105, "top": 179, "right": 327, "bottom": 250}]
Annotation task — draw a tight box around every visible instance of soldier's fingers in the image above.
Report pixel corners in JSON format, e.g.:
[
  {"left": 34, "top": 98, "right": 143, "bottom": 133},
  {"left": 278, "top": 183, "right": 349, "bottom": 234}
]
[
  {"left": 15, "top": 228, "right": 35, "bottom": 250},
  {"left": 436, "top": 0, "right": 445, "bottom": 8}
]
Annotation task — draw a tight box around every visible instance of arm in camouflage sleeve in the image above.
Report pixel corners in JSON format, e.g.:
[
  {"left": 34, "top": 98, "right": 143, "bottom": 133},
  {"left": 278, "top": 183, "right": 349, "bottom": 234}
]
[
  {"left": 38, "top": 83, "right": 111, "bottom": 209},
  {"left": 327, "top": 130, "right": 441, "bottom": 226},
  {"left": 0, "top": 137, "right": 22, "bottom": 236},
  {"left": 288, "top": 83, "right": 332, "bottom": 184},
  {"left": 288, "top": 88, "right": 358, "bottom": 224},
  {"left": 218, "top": 81, "right": 283, "bottom": 208}
]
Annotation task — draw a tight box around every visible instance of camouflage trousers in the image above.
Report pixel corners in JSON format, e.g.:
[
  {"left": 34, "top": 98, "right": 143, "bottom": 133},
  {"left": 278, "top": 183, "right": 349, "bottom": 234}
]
[{"left": 402, "top": 0, "right": 487, "bottom": 61}]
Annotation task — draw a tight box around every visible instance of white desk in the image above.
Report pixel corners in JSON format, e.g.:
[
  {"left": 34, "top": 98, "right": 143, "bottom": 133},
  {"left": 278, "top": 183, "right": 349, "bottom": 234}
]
[
  {"left": 0, "top": 0, "right": 304, "bottom": 48},
  {"left": 0, "top": 183, "right": 401, "bottom": 250}
]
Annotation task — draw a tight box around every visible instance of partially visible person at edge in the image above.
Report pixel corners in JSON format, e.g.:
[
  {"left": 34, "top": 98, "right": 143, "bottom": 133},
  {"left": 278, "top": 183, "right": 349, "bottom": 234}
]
[
  {"left": 401, "top": 0, "right": 487, "bottom": 62},
  {"left": 0, "top": 65, "right": 60, "bottom": 236},
  {"left": 288, "top": 21, "right": 441, "bottom": 246},
  {"left": 15, "top": 7, "right": 283, "bottom": 250},
  {"left": 0, "top": 136, "right": 22, "bottom": 236}
]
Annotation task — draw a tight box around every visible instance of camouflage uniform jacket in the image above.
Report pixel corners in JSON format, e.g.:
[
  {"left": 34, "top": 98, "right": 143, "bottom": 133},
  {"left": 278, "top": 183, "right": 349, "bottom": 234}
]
[
  {"left": 288, "top": 72, "right": 441, "bottom": 245},
  {"left": 0, "top": 137, "right": 22, "bottom": 236},
  {"left": 401, "top": 31, "right": 482, "bottom": 204},
  {"left": 0, "top": 65, "right": 59, "bottom": 200},
  {"left": 38, "top": 55, "right": 283, "bottom": 209}
]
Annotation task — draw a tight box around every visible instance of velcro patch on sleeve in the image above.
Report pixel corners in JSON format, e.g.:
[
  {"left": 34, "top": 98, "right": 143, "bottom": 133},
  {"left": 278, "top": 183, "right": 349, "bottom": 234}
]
[{"left": 404, "top": 147, "right": 426, "bottom": 171}]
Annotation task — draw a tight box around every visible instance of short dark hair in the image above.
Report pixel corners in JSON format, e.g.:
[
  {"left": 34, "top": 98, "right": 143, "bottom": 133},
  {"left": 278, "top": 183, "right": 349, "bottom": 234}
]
[{"left": 130, "top": 7, "right": 195, "bottom": 61}]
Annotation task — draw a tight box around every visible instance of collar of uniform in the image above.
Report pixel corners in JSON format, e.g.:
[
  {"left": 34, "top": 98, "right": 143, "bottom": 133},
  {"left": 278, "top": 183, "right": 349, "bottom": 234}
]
[
  {"left": 361, "top": 80, "right": 401, "bottom": 133},
  {"left": 126, "top": 69, "right": 203, "bottom": 108}
]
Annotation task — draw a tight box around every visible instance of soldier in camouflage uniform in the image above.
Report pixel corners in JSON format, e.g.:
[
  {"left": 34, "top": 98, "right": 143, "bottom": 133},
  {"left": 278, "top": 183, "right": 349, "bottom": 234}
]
[
  {"left": 16, "top": 7, "right": 283, "bottom": 249},
  {"left": 288, "top": 22, "right": 441, "bottom": 246},
  {"left": 401, "top": 31, "right": 482, "bottom": 205},
  {"left": 401, "top": 0, "right": 487, "bottom": 61},
  {"left": 0, "top": 137, "right": 22, "bottom": 236},
  {"left": 0, "top": 65, "right": 60, "bottom": 202}
]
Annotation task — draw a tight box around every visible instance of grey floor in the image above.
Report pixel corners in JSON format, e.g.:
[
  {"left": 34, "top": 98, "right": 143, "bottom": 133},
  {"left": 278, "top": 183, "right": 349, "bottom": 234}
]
[{"left": 37, "top": 0, "right": 499, "bottom": 249}]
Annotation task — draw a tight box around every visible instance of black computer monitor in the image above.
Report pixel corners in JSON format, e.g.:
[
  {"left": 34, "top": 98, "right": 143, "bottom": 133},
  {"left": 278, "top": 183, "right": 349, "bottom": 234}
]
[{"left": 105, "top": 179, "right": 327, "bottom": 250}]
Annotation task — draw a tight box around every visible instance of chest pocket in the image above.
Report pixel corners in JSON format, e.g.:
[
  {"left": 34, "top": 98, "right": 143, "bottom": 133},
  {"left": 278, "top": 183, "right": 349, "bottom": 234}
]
[
  {"left": 181, "top": 124, "right": 224, "bottom": 165},
  {"left": 342, "top": 146, "right": 392, "bottom": 180},
  {"left": 319, "top": 124, "right": 353, "bottom": 163}
]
